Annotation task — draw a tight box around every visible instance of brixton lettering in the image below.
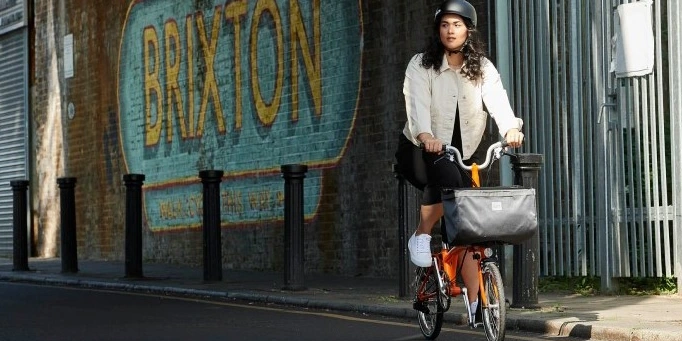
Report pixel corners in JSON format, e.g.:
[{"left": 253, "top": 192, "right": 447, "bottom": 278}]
[
  {"left": 142, "top": 0, "right": 321, "bottom": 147},
  {"left": 118, "top": 0, "right": 361, "bottom": 230}
]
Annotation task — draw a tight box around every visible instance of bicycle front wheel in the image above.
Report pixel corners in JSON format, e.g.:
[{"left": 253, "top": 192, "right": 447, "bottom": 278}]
[
  {"left": 481, "top": 262, "right": 506, "bottom": 341},
  {"left": 415, "top": 267, "right": 444, "bottom": 340}
]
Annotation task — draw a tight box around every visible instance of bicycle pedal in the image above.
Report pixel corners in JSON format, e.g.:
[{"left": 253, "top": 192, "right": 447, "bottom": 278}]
[{"left": 413, "top": 301, "right": 430, "bottom": 314}]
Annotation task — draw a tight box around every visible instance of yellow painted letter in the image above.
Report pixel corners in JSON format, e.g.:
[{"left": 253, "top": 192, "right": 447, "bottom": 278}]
[
  {"left": 144, "top": 27, "right": 162, "bottom": 147},
  {"left": 250, "top": 0, "right": 284, "bottom": 126},
  {"left": 225, "top": 0, "right": 247, "bottom": 130},
  {"left": 196, "top": 8, "right": 226, "bottom": 137},
  {"left": 165, "top": 20, "right": 188, "bottom": 142},
  {"left": 186, "top": 15, "right": 196, "bottom": 138},
  {"left": 290, "top": 0, "right": 321, "bottom": 121}
]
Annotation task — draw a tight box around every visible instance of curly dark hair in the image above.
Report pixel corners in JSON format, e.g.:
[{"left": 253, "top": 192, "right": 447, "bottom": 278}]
[{"left": 419, "top": 18, "right": 487, "bottom": 81}]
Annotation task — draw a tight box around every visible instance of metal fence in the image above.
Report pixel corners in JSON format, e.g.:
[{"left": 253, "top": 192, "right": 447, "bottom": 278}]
[{"left": 500, "top": 0, "right": 682, "bottom": 288}]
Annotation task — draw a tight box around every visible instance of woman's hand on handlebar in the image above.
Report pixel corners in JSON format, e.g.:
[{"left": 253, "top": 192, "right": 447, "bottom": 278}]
[
  {"left": 504, "top": 128, "right": 524, "bottom": 148},
  {"left": 417, "top": 133, "right": 443, "bottom": 154}
]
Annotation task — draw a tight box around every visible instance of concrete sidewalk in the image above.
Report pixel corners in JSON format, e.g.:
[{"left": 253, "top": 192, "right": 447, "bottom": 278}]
[{"left": 1, "top": 258, "right": 681, "bottom": 341}]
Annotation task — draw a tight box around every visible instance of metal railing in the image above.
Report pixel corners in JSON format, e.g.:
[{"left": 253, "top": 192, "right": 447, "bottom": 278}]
[{"left": 499, "top": 0, "right": 681, "bottom": 289}]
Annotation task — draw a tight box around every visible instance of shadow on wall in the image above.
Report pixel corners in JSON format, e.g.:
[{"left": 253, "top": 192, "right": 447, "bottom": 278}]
[{"left": 34, "top": 1, "right": 66, "bottom": 257}]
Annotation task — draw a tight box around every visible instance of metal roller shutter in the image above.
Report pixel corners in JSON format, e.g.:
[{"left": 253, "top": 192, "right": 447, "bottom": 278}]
[{"left": 0, "top": 29, "right": 28, "bottom": 256}]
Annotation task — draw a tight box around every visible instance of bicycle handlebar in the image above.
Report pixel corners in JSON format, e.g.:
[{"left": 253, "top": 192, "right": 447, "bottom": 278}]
[
  {"left": 444, "top": 141, "right": 508, "bottom": 171},
  {"left": 420, "top": 141, "right": 509, "bottom": 171}
]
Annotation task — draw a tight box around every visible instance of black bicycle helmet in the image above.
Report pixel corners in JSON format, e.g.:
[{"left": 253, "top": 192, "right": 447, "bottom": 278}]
[{"left": 434, "top": 0, "right": 477, "bottom": 28}]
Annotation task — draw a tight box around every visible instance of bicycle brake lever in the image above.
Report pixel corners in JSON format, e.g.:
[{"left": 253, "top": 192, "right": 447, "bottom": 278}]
[
  {"left": 500, "top": 150, "right": 520, "bottom": 162},
  {"left": 493, "top": 147, "right": 505, "bottom": 160}
]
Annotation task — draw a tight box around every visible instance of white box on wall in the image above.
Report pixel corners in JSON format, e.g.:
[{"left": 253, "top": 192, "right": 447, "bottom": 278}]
[{"left": 610, "top": 1, "right": 654, "bottom": 78}]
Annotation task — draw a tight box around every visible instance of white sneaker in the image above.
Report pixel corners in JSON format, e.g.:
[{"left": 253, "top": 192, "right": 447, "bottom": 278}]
[
  {"left": 470, "top": 300, "right": 478, "bottom": 316},
  {"left": 408, "top": 233, "right": 432, "bottom": 267}
]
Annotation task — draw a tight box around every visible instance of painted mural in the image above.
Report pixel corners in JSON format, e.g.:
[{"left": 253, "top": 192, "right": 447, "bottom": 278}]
[{"left": 117, "top": 0, "right": 362, "bottom": 231}]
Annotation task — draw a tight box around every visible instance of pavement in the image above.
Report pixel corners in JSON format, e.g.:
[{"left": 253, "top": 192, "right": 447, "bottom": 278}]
[{"left": 1, "top": 258, "right": 681, "bottom": 341}]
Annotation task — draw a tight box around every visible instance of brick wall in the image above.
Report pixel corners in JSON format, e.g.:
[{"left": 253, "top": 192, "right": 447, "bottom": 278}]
[
  {"left": 30, "top": 0, "right": 497, "bottom": 277},
  {"left": 31, "top": 0, "right": 131, "bottom": 259}
]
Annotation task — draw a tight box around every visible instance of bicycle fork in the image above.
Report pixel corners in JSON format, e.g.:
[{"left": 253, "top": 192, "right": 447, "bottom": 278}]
[
  {"left": 432, "top": 257, "right": 478, "bottom": 327},
  {"left": 432, "top": 256, "right": 447, "bottom": 299},
  {"left": 471, "top": 260, "right": 499, "bottom": 328},
  {"left": 465, "top": 258, "right": 491, "bottom": 328},
  {"left": 465, "top": 262, "right": 488, "bottom": 327}
]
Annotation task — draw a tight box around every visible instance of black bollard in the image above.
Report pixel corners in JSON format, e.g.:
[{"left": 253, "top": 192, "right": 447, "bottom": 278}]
[
  {"left": 200, "top": 170, "right": 224, "bottom": 281},
  {"left": 281, "top": 164, "right": 308, "bottom": 291},
  {"left": 124, "top": 174, "right": 145, "bottom": 278},
  {"left": 57, "top": 177, "right": 78, "bottom": 273},
  {"left": 393, "top": 164, "right": 411, "bottom": 298},
  {"left": 11, "top": 180, "right": 30, "bottom": 271},
  {"left": 510, "top": 154, "right": 543, "bottom": 309}
]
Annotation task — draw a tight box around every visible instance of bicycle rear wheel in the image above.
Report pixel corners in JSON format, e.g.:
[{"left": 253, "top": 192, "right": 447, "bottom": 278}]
[
  {"left": 481, "top": 262, "right": 506, "bottom": 341},
  {"left": 414, "top": 267, "right": 444, "bottom": 340}
]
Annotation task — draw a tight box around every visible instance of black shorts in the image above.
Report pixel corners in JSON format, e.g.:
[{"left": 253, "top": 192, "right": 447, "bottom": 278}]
[{"left": 394, "top": 133, "right": 482, "bottom": 205}]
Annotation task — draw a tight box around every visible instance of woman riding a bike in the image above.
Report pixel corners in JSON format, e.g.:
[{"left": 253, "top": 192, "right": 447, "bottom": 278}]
[{"left": 394, "top": 0, "right": 524, "bottom": 317}]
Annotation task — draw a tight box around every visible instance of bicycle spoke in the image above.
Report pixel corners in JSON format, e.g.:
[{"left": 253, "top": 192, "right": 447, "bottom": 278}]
[
  {"left": 481, "top": 262, "right": 506, "bottom": 341},
  {"left": 415, "top": 266, "right": 444, "bottom": 340}
]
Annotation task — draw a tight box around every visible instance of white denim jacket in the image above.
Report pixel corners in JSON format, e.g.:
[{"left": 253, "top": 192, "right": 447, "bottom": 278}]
[{"left": 402, "top": 53, "right": 523, "bottom": 160}]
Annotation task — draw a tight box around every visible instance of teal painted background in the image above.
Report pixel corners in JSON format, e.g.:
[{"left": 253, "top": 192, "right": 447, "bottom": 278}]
[{"left": 117, "top": 0, "right": 362, "bottom": 230}]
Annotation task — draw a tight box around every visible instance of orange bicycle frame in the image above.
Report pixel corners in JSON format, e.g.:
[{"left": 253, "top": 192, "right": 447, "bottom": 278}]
[{"left": 436, "top": 163, "right": 490, "bottom": 307}]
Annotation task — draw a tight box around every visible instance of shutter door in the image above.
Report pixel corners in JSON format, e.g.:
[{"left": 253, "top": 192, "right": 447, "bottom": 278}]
[{"left": 0, "top": 29, "right": 28, "bottom": 256}]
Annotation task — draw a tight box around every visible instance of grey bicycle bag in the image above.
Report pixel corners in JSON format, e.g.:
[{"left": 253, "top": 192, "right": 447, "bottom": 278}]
[{"left": 441, "top": 186, "right": 538, "bottom": 246}]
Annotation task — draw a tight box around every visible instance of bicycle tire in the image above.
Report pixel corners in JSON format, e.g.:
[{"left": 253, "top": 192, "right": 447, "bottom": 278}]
[
  {"left": 481, "top": 262, "right": 506, "bottom": 341},
  {"left": 415, "top": 267, "right": 444, "bottom": 340}
]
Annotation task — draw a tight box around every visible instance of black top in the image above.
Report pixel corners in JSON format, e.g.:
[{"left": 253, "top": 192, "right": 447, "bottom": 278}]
[{"left": 451, "top": 105, "right": 463, "bottom": 157}]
